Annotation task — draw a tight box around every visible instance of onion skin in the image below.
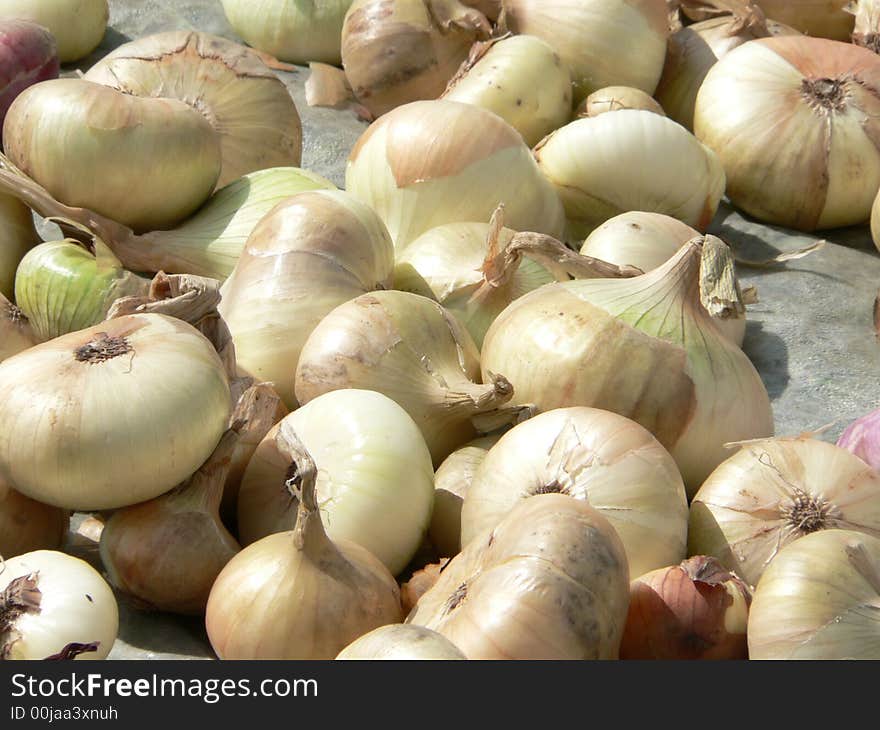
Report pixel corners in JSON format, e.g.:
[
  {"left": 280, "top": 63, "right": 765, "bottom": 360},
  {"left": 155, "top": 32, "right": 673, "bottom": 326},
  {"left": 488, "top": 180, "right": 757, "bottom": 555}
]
[
  {"left": 0, "top": 191, "right": 37, "bottom": 301},
  {"left": 3, "top": 78, "right": 222, "bottom": 233},
  {"left": 336, "top": 624, "right": 466, "bottom": 659},
  {"left": 0, "top": 478, "right": 69, "bottom": 558},
  {"left": 837, "top": 408, "right": 880, "bottom": 470},
  {"left": 401, "top": 560, "right": 448, "bottom": 613},
  {"left": 0, "top": 0, "right": 108, "bottom": 64},
  {"left": 619, "top": 556, "right": 751, "bottom": 660},
  {"left": 753, "top": 0, "right": 853, "bottom": 41},
  {"left": 0, "top": 20, "right": 58, "bottom": 132}
]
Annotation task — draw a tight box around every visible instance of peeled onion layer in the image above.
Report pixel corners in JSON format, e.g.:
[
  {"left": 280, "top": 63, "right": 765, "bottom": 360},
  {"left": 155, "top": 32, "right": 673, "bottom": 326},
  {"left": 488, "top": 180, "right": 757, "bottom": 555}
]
[
  {"left": 748, "top": 529, "right": 880, "bottom": 659},
  {"left": 694, "top": 36, "right": 880, "bottom": 231},
  {"left": 345, "top": 99, "right": 566, "bottom": 251},
  {"left": 500, "top": 0, "right": 669, "bottom": 101},
  {"left": 336, "top": 624, "right": 466, "bottom": 659},
  {"left": 0, "top": 294, "right": 35, "bottom": 362},
  {"left": 0, "top": 313, "right": 231, "bottom": 511},
  {"left": 0, "top": 477, "right": 69, "bottom": 558},
  {"left": 688, "top": 437, "right": 880, "bottom": 589},
  {"left": 0, "top": 190, "right": 37, "bottom": 300},
  {"left": 753, "top": 0, "right": 853, "bottom": 40},
  {"left": 0, "top": 19, "right": 59, "bottom": 130},
  {"left": 0, "top": 0, "right": 108, "bottom": 63},
  {"left": 442, "top": 34, "right": 573, "bottom": 147},
  {"left": 218, "top": 190, "right": 394, "bottom": 409},
  {"left": 3, "top": 78, "right": 222, "bottom": 233},
  {"left": 535, "top": 110, "right": 726, "bottom": 240},
  {"left": 222, "top": 0, "right": 353, "bottom": 66},
  {"left": 84, "top": 31, "right": 303, "bottom": 189}
]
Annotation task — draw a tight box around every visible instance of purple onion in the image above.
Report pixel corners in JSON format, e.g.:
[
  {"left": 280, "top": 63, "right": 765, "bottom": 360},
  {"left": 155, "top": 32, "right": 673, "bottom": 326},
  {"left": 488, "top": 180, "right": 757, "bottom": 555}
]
[
  {"left": 0, "top": 20, "right": 59, "bottom": 137},
  {"left": 837, "top": 408, "right": 880, "bottom": 470}
]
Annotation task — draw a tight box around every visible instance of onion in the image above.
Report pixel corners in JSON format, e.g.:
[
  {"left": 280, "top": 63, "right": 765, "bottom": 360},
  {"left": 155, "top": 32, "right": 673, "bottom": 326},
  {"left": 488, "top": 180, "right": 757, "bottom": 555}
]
[
  {"left": 218, "top": 190, "right": 394, "bottom": 409},
  {"left": 237, "top": 389, "right": 435, "bottom": 576},
  {"left": 205, "top": 435, "right": 402, "bottom": 659},
  {"left": 341, "top": 0, "right": 491, "bottom": 118},
  {"left": 295, "top": 290, "right": 520, "bottom": 465},
  {"left": 689, "top": 436, "right": 880, "bottom": 589},
  {"left": 0, "top": 191, "right": 37, "bottom": 300},
  {"left": 0, "top": 478, "right": 68, "bottom": 558},
  {"left": 576, "top": 85, "right": 666, "bottom": 118},
  {"left": 336, "top": 624, "right": 466, "bottom": 659},
  {"left": 442, "top": 35, "right": 573, "bottom": 147},
  {"left": 753, "top": 0, "right": 853, "bottom": 40},
  {"left": 14, "top": 238, "right": 150, "bottom": 343},
  {"left": 535, "top": 110, "right": 725, "bottom": 240},
  {"left": 0, "top": 313, "right": 231, "bottom": 511},
  {"left": 0, "top": 550, "right": 118, "bottom": 660},
  {"left": 84, "top": 31, "right": 303, "bottom": 189},
  {"left": 0, "top": 20, "right": 58, "bottom": 131},
  {"left": 430, "top": 435, "right": 499, "bottom": 558},
  {"left": 481, "top": 235, "right": 773, "bottom": 494},
  {"left": 407, "top": 493, "right": 630, "bottom": 659},
  {"left": 837, "top": 408, "right": 880, "bottom": 470},
  {"left": 0, "top": 293, "right": 34, "bottom": 362},
  {"left": 619, "top": 555, "right": 751, "bottom": 660},
  {"left": 3, "top": 78, "right": 221, "bottom": 232},
  {"left": 221, "top": 0, "right": 353, "bottom": 65},
  {"left": 0, "top": 0, "right": 108, "bottom": 63},
  {"left": 851, "top": 0, "right": 880, "bottom": 52},
  {"left": 694, "top": 36, "right": 880, "bottom": 231},
  {"left": 345, "top": 99, "right": 566, "bottom": 251},
  {"left": 748, "top": 529, "right": 880, "bottom": 659},
  {"left": 461, "top": 407, "right": 688, "bottom": 579},
  {"left": 654, "top": 7, "right": 798, "bottom": 130},
  {"left": 499, "top": 0, "right": 669, "bottom": 101}
]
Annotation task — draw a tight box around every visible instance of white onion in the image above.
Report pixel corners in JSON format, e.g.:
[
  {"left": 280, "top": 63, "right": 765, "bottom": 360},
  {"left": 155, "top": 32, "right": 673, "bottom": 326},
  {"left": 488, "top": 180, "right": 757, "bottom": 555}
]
[{"left": 336, "top": 624, "right": 466, "bottom": 659}]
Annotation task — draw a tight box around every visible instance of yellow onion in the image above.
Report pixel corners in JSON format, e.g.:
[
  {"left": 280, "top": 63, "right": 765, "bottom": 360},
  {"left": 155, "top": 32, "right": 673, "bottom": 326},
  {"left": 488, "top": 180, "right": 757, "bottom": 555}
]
[
  {"left": 0, "top": 0, "right": 108, "bottom": 63},
  {"left": 500, "top": 0, "right": 669, "bottom": 101},
  {"left": 754, "top": 0, "right": 853, "bottom": 40},
  {"left": 0, "top": 192, "right": 37, "bottom": 300},
  {"left": 576, "top": 85, "right": 665, "bottom": 119},
  {"left": 3, "top": 79, "right": 221, "bottom": 232},
  {"left": 336, "top": 624, "right": 466, "bottom": 659},
  {"left": 221, "top": 0, "right": 353, "bottom": 65},
  {"left": 0, "top": 550, "right": 117, "bottom": 660},
  {"left": 442, "top": 35, "right": 573, "bottom": 147},
  {"left": 535, "top": 110, "right": 725, "bottom": 240},
  {"left": 481, "top": 236, "right": 773, "bottom": 494},
  {"left": 205, "top": 435, "right": 402, "bottom": 660},
  {"left": 689, "top": 436, "right": 880, "bottom": 589},
  {"left": 345, "top": 99, "right": 566, "bottom": 251},
  {"left": 0, "top": 313, "right": 231, "bottom": 511},
  {"left": 0, "top": 478, "right": 69, "bottom": 558},
  {"left": 655, "top": 8, "right": 798, "bottom": 130},
  {"left": 694, "top": 36, "right": 880, "bottom": 231},
  {"left": 84, "top": 31, "right": 303, "bottom": 189},
  {"left": 619, "top": 555, "right": 751, "bottom": 660},
  {"left": 295, "top": 290, "right": 520, "bottom": 465},
  {"left": 341, "top": 0, "right": 491, "bottom": 118},
  {"left": 407, "top": 493, "right": 630, "bottom": 659},
  {"left": 0, "top": 293, "right": 35, "bottom": 362},
  {"left": 237, "top": 389, "right": 435, "bottom": 576},
  {"left": 218, "top": 190, "right": 394, "bottom": 409},
  {"left": 430, "top": 435, "right": 500, "bottom": 558},
  {"left": 461, "top": 407, "right": 688, "bottom": 579},
  {"left": 748, "top": 529, "right": 880, "bottom": 659}
]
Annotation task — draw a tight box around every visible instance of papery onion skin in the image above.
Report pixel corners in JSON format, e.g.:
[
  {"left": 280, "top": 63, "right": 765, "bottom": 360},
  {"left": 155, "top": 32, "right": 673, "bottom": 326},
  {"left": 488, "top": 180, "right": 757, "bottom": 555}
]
[
  {"left": 837, "top": 408, "right": 880, "bottom": 470},
  {"left": 407, "top": 493, "right": 631, "bottom": 659},
  {"left": 0, "top": 0, "right": 108, "bottom": 63},
  {"left": 218, "top": 190, "right": 394, "bottom": 409},
  {"left": 0, "top": 313, "right": 231, "bottom": 511},
  {"left": 341, "top": 0, "right": 490, "bottom": 119},
  {"left": 0, "top": 294, "right": 34, "bottom": 362},
  {"left": 578, "top": 86, "right": 665, "bottom": 118},
  {"left": 500, "top": 0, "right": 669, "bottom": 101},
  {"left": 619, "top": 555, "right": 751, "bottom": 660},
  {"left": 401, "top": 559, "right": 448, "bottom": 613},
  {"left": 3, "top": 79, "right": 222, "bottom": 233},
  {"left": 442, "top": 34, "right": 573, "bottom": 147},
  {"left": 689, "top": 437, "right": 880, "bottom": 589},
  {"left": 535, "top": 110, "right": 725, "bottom": 240},
  {"left": 222, "top": 0, "right": 353, "bottom": 65},
  {"left": 0, "top": 478, "right": 69, "bottom": 558},
  {"left": 336, "top": 624, "right": 466, "bottom": 659},
  {"left": 460, "top": 407, "right": 688, "bottom": 579},
  {"left": 0, "top": 550, "right": 118, "bottom": 660},
  {"left": 694, "top": 36, "right": 880, "bottom": 231},
  {"left": 748, "top": 529, "right": 880, "bottom": 659},
  {"left": 0, "top": 20, "right": 59, "bottom": 131},
  {"left": 84, "top": 31, "right": 303, "bottom": 189},
  {"left": 0, "top": 191, "right": 37, "bottom": 300},
  {"left": 345, "top": 99, "right": 566, "bottom": 251},
  {"left": 753, "top": 0, "right": 853, "bottom": 41}
]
